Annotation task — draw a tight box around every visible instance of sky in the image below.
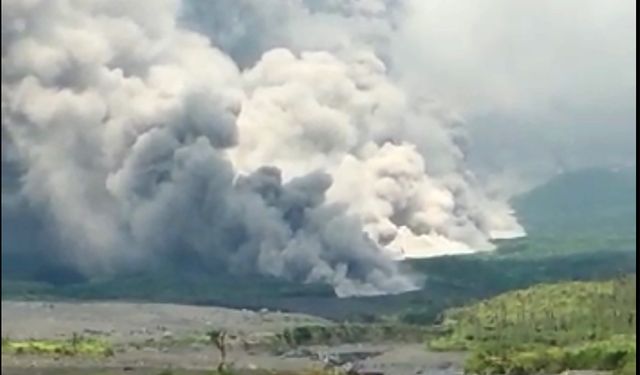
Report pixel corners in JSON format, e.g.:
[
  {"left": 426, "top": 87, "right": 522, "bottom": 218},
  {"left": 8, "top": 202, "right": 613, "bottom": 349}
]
[{"left": 394, "top": 0, "right": 636, "bottom": 182}]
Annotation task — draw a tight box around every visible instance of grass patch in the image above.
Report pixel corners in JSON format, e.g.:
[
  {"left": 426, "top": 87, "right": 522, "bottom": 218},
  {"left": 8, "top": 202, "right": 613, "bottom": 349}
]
[{"left": 2, "top": 336, "right": 114, "bottom": 357}]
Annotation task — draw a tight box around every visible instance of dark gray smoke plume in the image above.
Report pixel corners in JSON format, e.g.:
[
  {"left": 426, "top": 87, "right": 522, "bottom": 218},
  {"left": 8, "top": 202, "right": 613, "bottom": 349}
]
[{"left": 1, "top": 0, "right": 422, "bottom": 296}]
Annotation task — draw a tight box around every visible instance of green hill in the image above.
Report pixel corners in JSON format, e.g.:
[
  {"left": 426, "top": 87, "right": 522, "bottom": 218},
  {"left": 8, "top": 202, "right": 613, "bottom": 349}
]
[
  {"left": 431, "top": 276, "right": 637, "bottom": 374},
  {"left": 489, "top": 168, "right": 637, "bottom": 260},
  {"left": 513, "top": 167, "right": 636, "bottom": 238}
]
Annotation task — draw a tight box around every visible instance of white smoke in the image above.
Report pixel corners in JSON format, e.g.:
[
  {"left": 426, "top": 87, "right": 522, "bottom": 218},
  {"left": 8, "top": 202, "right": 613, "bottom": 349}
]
[
  {"left": 232, "top": 48, "right": 523, "bottom": 258},
  {"left": 1, "top": 0, "right": 527, "bottom": 297}
]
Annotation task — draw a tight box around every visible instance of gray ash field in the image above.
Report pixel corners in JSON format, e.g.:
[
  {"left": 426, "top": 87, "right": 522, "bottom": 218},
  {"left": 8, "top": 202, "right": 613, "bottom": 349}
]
[{"left": 1, "top": 301, "right": 465, "bottom": 375}]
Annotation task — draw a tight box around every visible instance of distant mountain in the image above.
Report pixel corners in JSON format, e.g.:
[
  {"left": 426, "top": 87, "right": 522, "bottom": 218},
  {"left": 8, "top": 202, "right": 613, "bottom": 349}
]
[{"left": 512, "top": 167, "right": 636, "bottom": 237}]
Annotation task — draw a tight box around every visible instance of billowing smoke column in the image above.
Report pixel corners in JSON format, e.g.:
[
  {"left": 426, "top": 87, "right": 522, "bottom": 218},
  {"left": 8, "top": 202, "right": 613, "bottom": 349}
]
[
  {"left": 1, "top": 0, "right": 523, "bottom": 296},
  {"left": 233, "top": 48, "right": 523, "bottom": 259}
]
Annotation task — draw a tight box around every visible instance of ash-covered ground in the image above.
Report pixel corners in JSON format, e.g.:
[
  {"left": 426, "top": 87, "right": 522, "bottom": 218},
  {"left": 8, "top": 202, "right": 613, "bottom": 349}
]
[{"left": 1, "top": 301, "right": 465, "bottom": 375}]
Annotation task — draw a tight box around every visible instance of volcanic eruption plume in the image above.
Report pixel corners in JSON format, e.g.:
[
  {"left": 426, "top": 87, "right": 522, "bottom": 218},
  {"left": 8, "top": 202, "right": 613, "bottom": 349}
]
[{"left": 1, "top": 0, "right": 524, "bottom": 296}]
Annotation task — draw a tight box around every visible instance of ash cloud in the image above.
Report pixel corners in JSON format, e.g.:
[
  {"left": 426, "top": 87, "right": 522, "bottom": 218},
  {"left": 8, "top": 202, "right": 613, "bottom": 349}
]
[
  {"left": 1, "top": 0, "right": 419, "bottom": 297},
  {"left": 231, "top": 48, "right": 522, "bottom": 257},
  {"left": 6, "top": 0, "right": 630, "bottom": 296}
]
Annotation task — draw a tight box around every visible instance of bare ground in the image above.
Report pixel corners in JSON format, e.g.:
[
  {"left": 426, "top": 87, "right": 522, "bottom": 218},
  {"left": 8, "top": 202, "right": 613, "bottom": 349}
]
[{"left": 1, "top": 301, "right": 465, "bottom": 375}]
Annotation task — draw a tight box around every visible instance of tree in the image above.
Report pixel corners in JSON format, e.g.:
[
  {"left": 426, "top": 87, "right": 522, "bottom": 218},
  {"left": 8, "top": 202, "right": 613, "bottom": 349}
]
[{"left": 208, "top": 329, "right": 228, "bottom": 372}]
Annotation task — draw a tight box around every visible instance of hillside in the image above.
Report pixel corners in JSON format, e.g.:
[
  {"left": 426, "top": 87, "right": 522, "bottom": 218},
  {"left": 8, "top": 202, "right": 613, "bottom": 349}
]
[
  {"left": 480, "top": 167, "right": 637, "bottom": 261},
  {"left": 512, "top": 167, "right": 636, "bottom": 239},
  {"left": 431, "top": 276, "right": 636, "bottom": 374}
]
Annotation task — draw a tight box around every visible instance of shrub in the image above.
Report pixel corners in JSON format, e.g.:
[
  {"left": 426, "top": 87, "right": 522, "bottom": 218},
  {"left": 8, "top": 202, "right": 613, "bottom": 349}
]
[{"left": 463, "top": 337, "right": 635, "bottom": 375}]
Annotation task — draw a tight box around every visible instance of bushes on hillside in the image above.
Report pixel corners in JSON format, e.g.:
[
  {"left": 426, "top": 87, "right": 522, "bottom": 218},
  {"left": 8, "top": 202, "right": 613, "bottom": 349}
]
[{"left": 464, "top": 336, "right": 636, "bottom": 375}]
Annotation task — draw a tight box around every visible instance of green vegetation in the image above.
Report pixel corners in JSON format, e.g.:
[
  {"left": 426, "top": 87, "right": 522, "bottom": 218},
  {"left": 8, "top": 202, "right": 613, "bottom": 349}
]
[
  {"left": 1, "top": 335, "right": 114, "bottom": 357},
  {"left": 464, "top": 336, "right": 635, "bottom": 375},
  {"left": 384, "top": 247, "right": 636, "bottom": 328},
  {"left": 430, "top": 276, "right": 636, "bottom": 374},
  {"left": 431, "top": 275, "right": 636, "bottom": 350},
  {"left": 1, "top": 266, "right": 336, "bottom": 308},
  {"left": 273, "top": 323, "right": 437, "bottom": 347},
  {"left": 512, "top": 168, "right": 636, "bottom": 239}
]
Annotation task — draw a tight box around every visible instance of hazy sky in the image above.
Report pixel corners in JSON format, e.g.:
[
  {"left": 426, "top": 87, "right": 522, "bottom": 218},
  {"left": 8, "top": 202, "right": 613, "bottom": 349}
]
[
  {"left": 184, "top": 0, "right": 636, "bottom": 185},
  {"left": 393, "top": 0, "right": 636, "bottom": 182}
]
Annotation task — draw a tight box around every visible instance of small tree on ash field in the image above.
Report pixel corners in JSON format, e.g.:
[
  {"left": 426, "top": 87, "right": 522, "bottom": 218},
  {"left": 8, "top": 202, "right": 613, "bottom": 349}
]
[{"left": 208, "top": 329, "right": 228, "bottom": 372}]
